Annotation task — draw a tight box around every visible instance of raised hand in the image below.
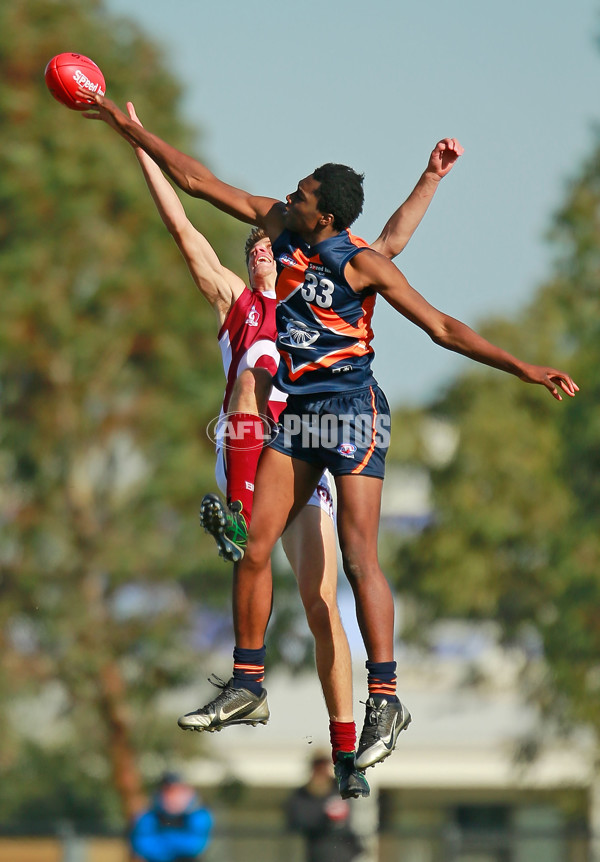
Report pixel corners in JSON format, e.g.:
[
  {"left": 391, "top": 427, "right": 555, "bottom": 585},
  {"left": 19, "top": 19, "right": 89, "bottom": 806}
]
[
  {"left": 75, "top": 88, "right": 124, "bottom": 127},
  {"left": 427, "top": 138, "right": 464, "bottom": 179},
  {"left": 126, "top": 101, "right": 142, "bottom": 126},
  {"left": 75, "top": 88, "right": 143, "bottom": 149}
]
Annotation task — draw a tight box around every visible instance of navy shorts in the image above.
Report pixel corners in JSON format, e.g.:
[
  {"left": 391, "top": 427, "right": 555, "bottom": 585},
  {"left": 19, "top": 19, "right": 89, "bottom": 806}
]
[{"left": 268, "top": 385, "right": 391, "bottom": 479}]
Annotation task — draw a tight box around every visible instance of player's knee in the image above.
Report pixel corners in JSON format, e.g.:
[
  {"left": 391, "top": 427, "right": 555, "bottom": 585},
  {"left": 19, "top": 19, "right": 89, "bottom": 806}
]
[
  {"left": 304, "top": 593, "right": 337, "bottom": 637},
  {"left": 231, "top": 369, "right": 258, "bottom": 407},
  {"left": 243, "top": 535, "right": 272, "bottom": 570},
  {"left": 341, "top": 548, "right": 373, "bottom": 586},
  {"left": 230, "top": 368, "right": 271, "bottom": 414}
]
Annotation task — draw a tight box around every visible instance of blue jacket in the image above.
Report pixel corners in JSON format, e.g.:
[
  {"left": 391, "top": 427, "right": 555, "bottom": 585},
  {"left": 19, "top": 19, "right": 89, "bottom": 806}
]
[{"left": 130, "top": 792, "right": 213, "bottom": 862}]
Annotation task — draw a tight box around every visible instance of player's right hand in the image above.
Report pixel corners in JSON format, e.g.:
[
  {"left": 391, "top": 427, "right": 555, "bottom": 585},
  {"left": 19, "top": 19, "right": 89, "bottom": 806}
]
[
  {"left": 124, "top": 102, "right": 146, "bottom": 153},
  {"left": 76, "top": 89, "right": 124, "bottom": 129},
  {"left": 126, "top": 101, "right": 142, "bottom": 127},
  {"left": 77, "top": 89, "right": 143, "bottom": 150}
]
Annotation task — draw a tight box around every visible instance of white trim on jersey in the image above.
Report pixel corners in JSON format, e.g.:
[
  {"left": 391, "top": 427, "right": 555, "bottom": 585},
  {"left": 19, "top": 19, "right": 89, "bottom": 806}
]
[{"left": 218, "top": 330, "right": 233, "bottom": 379}]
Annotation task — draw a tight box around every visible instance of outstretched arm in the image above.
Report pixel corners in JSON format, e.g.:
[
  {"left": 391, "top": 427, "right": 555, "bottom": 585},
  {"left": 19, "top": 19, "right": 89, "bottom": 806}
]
[
  {"left": 77, "top": 90, "right": 286, "bottom": 235},
  {"left": 346, "top": 251, "right": 579, "bottom": 401},
  {"left": 126, "top": 102, "right": 245, "bottom": 325},
  {"left": 371, "top": 138, "right": 464, "bottom": 260}
]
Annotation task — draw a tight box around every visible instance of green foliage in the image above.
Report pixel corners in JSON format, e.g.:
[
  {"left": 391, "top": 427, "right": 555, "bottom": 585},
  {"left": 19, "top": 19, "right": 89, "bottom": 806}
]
[
  {"left": 0, "top": 0, "right": 250, "bottom": 829},
  {"left": 391, "top": 130, "right": 600, "bottom": 734},
  {"left": 0, "top": 742, "right": 123, "bottom": 833}
]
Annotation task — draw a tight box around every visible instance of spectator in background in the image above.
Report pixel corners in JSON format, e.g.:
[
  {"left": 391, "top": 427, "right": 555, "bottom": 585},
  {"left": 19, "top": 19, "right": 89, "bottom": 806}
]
[
  {"left": 286, "top": 752, "right": 363, "bottom": 862},
  {"left": 130, "top": 772, "right": 213, "bottom": 862}
]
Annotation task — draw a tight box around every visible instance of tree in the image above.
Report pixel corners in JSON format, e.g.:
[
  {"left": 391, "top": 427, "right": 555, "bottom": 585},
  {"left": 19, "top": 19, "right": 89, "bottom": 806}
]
[
  {"left": 0, "top": 0, "right": 249, "bottom": 828},
  {"left": 391, "top": 128, "right": 600, "bottom": 735}
]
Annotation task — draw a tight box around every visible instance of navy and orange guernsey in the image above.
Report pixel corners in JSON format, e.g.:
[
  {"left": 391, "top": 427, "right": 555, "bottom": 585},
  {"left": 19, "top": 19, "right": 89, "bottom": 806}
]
[{"left": 273, "top": 228, "right": 376, "bottom": 395}]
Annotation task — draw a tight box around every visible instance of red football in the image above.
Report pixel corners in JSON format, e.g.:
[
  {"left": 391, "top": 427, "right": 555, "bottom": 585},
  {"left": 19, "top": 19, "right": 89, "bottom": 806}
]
[{"left": 44, "top": 53, "right": 106, "bottom": 111}]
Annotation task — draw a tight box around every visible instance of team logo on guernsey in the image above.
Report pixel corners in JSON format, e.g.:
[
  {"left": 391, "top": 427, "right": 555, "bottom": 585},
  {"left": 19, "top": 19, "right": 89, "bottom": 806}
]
[
  {"left": 337, "top": 443, "right": 357, "bottom": 458},
  {"left": 245, "top": 304, "right": 260, "bottom": 327},
  {"left": 279, "top": 318, "right": 320, "bottom": 349},
  {"left": 279, "top": 254, "right": 297, "bottom": 267}
]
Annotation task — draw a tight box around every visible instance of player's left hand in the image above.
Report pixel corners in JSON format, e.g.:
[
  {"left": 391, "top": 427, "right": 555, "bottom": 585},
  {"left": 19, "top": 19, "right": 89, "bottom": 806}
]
[
  {"left": 427, "top": 138, "right": 464, "bottom": 178},
  {"left": 519, "top": 364, "right": 579, "bottom": 401}
]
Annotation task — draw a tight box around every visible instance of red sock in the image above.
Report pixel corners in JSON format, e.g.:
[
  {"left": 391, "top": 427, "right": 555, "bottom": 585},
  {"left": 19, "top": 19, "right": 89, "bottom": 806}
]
[
  {"left": 224, "top": 412, "right": 264, "bottom": 525},
  {"left": 329, "top": 720, "right": 357, "bottom": 762}
]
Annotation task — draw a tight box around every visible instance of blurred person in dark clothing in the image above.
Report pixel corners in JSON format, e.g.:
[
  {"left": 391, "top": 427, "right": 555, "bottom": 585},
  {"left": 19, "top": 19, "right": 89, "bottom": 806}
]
[
  {"left": 286, "top": 753, "right": 363, "bottom": 862},
  {"left": 130, "top": 772, "right": 213, "bottom": 862}
]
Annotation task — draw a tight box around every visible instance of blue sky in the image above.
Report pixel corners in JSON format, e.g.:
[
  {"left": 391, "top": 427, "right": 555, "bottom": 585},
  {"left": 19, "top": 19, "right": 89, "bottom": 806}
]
[{"left": 105, "top": 0, "right": 598, "bottom": 407}]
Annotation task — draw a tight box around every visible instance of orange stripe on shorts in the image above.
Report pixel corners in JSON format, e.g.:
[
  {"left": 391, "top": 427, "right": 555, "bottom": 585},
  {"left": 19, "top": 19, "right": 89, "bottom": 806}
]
[{"left": 351, "top": 386, "right": 378, "bottom": 475}]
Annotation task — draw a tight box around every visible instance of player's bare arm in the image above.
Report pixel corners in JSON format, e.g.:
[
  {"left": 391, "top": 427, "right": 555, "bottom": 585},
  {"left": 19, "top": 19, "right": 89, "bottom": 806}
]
[
  {"left": 372, "top": 138, "right": 464, "bottom": 260},
  {"left": 77, "top": 89, "right": 286, "bottom": 234},
  {"left": 346, "top": 250, "right": 579, "bottom": 402},
  {"left": 126, "top": 102, "right": 244, "bottom": 324}
]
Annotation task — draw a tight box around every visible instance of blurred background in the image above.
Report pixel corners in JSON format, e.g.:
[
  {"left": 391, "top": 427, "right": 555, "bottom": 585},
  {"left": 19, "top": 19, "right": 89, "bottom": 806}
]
[{"left": 1, "top": 1, "right": 600, "bottom": 860}]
